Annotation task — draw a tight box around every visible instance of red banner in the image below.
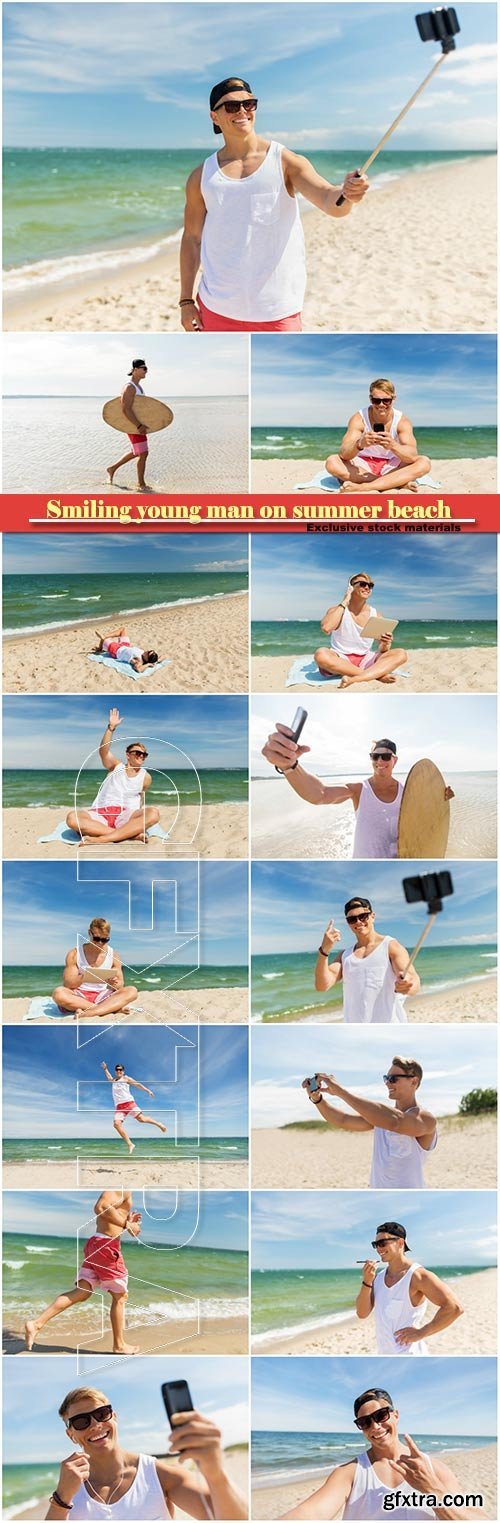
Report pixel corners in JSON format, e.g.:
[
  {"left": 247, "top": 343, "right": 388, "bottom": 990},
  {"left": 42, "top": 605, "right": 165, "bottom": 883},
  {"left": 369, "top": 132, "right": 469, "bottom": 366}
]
[{"left": 0, "top": 492, "right": 498, "bottom": 531}]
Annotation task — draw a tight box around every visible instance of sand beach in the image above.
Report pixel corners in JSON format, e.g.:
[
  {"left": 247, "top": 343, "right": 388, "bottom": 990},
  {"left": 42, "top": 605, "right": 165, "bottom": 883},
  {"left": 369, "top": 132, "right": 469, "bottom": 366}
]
[
  {"left": 4, "top": 1312, "right": 248, "bottom": 1358},
  {"left": 251, "top": 1444, "right": 497, "bottom": 1521},
  {"left": 4, "top": 591, "right": 249, "bottom": 695},
  {"left": 252, "top": 645, "right": 497, "bottom": 696},
  {"left": 251, "top": 456, "right": 497, "bottom": 496},
  {"left": 251, "top": 1113, "right": 497, "bottom": 1191},
  {"left": 251, "top": 1266, "right": 496, "bottom": 1357},
  {"left": 3, "top": 987, "right": 248, "bottom": 1025},
  {"left": 3, "top": 1158, "right": 249, "bottom": 1190},
  {"left": 4, "top": 157, "right": 496, "bottom": 333},
  {"left": 3, "top": 802, "right": 248, "bottom": 860},
  {"left": 8, "top": 1447, "right": 248, "bottom": 1522},
  {"left": 275, "top": 974, "right": 497, "bottom": 1026}
]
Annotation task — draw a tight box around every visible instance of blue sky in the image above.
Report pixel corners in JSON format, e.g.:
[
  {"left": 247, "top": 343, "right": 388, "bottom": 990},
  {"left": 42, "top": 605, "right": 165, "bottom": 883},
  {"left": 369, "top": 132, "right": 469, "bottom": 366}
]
[
  {"left": 251, "top": 693, "right": 497, "bottom": 777},
  {"left": 3, "top": 334, "right": 249, "bottom": 400},
  {"left": 251, "top": 531, "right": 497, "bottom": 621},
  {"left": 3, "top": 695, "right": 248, "bottom": 771},
  {"left": 3, "top": 1026, "right": 249, "bottom": 1139},
  {"left": 4, "top": 1187, "right": 248, "bottom": 1252},
  {"left": 4, "top": 1354, "right": 249, "bottom": 1462},
  {"left": 251, "top": 1189, "right": 497, "bottom": 1269},
  {"left": 251, "top": 1023, "right": 497, "bottom": 1126},
  {"left": 4, "top": 3, "right": 496, "bottom": 150},
  {"left": 4, "top": 530, "right": 247, "bottom": 574},
  {"left": 251, "top": 1356, "right": 496, "bottom": 1437},
  {"left": 251, "top": 334, "right": 498, "bottom": 428},
  {"left": 251, "top": 860, "right": 497, "bottom": 955},
  {"left": 3, "top": 860, "right": 248, "bottom": 968}
]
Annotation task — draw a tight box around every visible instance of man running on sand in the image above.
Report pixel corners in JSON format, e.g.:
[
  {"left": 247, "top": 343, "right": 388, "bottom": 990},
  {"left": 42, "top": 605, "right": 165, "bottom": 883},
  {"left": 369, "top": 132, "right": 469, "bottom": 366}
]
[
  {"left": 102, "top": 1060, "right": 167, "bottom": 1154},
  {"left": 313, "top": 570, "right": 407, "bottom": 687},
  {"left": 261, "top": 733, "right": 454, "bottom": 859},
  {"left": 52, "top": 916, "right": 139, "bottom": 1020},
  {"left": 356, "top": 1218, "right": 463, "bottom": 1356},
  {"left": 93, "top": 626, "right": 160, "bottom": 674},
  {"left": 325, "top": 377, "right": 431, "bottom": 493},
  {"left": 66, "top": 708, "right": 160, "bottom": 846},
  {"left": 316, "top": 896, "right": 420, "bottom": 1023},
  {"left": 107, "top": 360, "right": 151, "bottom": 490},
  {"left": 46, "top": 1383, "right": 247, "bottom": 1519},
  {"left": 303, "top": 1055, "right": 438, "bottom": 1189},
  {"left": 180, "top": 77, "right": 369, "bottom": 333},
  {"left": 25, "top": 1190, "right": 142, "bottom": 1355},
  {"left": 280, "top": 1385, "right": 470, "bottom": 1519}
]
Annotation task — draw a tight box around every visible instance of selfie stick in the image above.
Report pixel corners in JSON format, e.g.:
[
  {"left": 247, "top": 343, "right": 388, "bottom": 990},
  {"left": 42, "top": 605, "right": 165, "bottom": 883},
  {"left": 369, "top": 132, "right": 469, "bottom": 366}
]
[
  {"left": 401, "top": 872, "right": 454, "bottom": 976},
  {"left": 402, "top": 916, "right": 438, "bottom": 977},
  {"left": 336, "top": 8, "right": 460, "bottom": 205}
]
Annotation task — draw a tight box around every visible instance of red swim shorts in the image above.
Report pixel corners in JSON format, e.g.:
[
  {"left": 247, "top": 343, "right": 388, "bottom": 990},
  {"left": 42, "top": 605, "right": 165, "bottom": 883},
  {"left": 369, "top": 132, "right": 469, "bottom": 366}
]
[
  {"left": 78, "top": 1235, "right": 128, "bottom": 1294},
  {"left": 127, "top": 433, "right": 149, "bottom": 456},
  {"left": 197, "top": 297, "right": 302, "bottom": 332}
]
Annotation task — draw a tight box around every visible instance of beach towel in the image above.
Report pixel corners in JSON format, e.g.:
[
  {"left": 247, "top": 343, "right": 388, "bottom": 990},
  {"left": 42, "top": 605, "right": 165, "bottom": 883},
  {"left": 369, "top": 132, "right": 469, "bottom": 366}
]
[
  {"left": 294, "top": 468, "right": 443, "bottom": 492},
  {"left": 37, "top": 820, "right": 171, "bottom": 844},
  {"left": 88, "top": 654, "right": 170, "bottom": 681},
  {"left": 286, "top": 654, "right": 411, "bottom": 687},
  {"left": 24, "top": 997, "right": 146, "bottom": 1021}
]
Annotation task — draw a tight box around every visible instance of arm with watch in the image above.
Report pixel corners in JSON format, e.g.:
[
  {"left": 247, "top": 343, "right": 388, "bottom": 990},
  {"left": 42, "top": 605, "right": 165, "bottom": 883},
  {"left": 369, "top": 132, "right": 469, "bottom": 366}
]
[{"left": 315, "top": 921, "right": 343, "bottom": 991}]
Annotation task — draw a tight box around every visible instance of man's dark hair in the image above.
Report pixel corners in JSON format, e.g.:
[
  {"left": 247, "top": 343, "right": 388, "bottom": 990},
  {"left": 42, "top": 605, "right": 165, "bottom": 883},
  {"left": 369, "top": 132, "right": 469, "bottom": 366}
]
[
  {"left": 354, "top": 1388, "right": 393, "bottom": 1417},
  {"left": 376, "top": 1220, "right": 410, "bottom": 1251},
  {"left": 210, "top": 77, "right": 252, "bottom": 133},
  {"left": 344, "top": 896, "right": 372, "bottom": 916},
  {"left": 129, "top": 360, "right": 147, "bottom": 373},
  {"left": 144, "top": 651, "right": 159, "bottom": 664}
]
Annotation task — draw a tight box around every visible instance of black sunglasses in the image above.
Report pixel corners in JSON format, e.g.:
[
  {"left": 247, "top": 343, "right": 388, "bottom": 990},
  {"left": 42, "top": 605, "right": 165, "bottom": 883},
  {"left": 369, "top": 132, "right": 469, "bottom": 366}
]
[
  {"left": 69, "top": 1403, "right": 113, "bottom": 1432},
  {"left": 355, "top": 1405, "right": 393, "bottom": 1432},
  {"left": 346, "top": 910, "right": 371, "bottom": 926},
  {"left": 372, "top": 1236, "right": 399, "bottom": 1249},
  {"left": 383, "top": 1072, "right": 407, "bottom": 1084},
  {"left": 370, "top": 396, "right": 393, "bottom": 405},
  {"left": 128, "top": 748, "right": 148, "bottom": 758},
  {"left": 352, "top": 579, "right": 374, "bottom": 591},
  {"left": 214, "top": 97, "right": 258, "bottom": 115},
  {"left": 371, "top": 751, "right": 393, "bottom": 762},
  {"left": 92, "top": 934, "right": 109, "bottom": 943}
]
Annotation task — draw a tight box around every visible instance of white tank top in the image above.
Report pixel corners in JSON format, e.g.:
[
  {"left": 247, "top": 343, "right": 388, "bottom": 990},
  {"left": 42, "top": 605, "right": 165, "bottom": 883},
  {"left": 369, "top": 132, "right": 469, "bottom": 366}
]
[
  {"left": 199, "top": 140, "right": 306, "bottom": 320},
  {"left": 352, "top": 778, "right": 403, "bottom": 860},
  {"left": 358, "top": 405, "right": 402, "bottom": 460},
  {"left": 372, "top": 1262, "right": 429, "bottom": 1355},
  {"left": 123, "top": 379, "right": 144, "bottom": 395},
  {"left": 112, "top": 1077, "right": 133, "bottom": 1105},
  {"left": 344, "top": 1449, "right": 437, "bottom": 1519},
  {"left": 93, "top": 762, "right": 146, "bottom": 812},
  {"left": 342, "top": 936, "right": 407, "bottom": 1024},
  {"left": 70, "top": 1453, "right": 169, "bottom": 1519},
  {"left": 330, "top": 604, "right": 376, "bottom": 658},
  {"left": 76, "top": 941, "right": 114, "bottom": 997},
  {"left": 370, "top": 1111, "right": 438, "bottom": 1189}
]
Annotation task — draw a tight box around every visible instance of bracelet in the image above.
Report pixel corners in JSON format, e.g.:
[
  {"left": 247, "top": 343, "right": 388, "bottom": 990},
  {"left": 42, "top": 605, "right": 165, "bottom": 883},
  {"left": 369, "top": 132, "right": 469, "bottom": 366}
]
[
  {"left": 274, "top": 761, "right": 299, "bottom": 774},
  {"left": 362, "top": 1281, "right": 373, "bottom": 1289},
  {"left": 318, "top": 947, "right": 329, "bottom": 957},
  {"left": 311, "top": 1095, "right": 323, "bottom": 1104},
  {"left": 50, "top": 1492, "right": 73, "bottom": 1511},
  {"left": 179, "top": 298, "right": 196, "bottom": 307}
]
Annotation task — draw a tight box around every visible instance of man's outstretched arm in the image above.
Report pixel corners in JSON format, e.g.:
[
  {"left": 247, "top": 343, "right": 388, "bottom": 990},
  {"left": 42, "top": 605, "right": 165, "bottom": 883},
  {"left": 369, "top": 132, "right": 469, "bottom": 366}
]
[{"left": 284, "top": 150, "right": 369, "bottom": 218}]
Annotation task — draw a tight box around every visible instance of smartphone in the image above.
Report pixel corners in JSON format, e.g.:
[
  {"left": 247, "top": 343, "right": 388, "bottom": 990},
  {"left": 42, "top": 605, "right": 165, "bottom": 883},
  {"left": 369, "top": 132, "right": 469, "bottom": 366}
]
[
  {"left": 305, "top": 1074, "right": 320, "bottom": 1093},
  {"left": 373, "top": 423, "right": 384, "bottom": 433},
  {"left": 162, "top": 1379, "right": 193, "bottom": 1424},
  {"left": 290, "top": 707, "right": 307, "bottom": 743}
]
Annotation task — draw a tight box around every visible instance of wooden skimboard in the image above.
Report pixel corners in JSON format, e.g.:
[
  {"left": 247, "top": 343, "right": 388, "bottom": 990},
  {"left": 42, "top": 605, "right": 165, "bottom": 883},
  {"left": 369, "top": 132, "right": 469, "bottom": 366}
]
[
  {"left": 102, "top": 396, "right": 173, "bottom": 433},
  {"left": 398, "top": 758, "right": 450, "bottom": 859}
]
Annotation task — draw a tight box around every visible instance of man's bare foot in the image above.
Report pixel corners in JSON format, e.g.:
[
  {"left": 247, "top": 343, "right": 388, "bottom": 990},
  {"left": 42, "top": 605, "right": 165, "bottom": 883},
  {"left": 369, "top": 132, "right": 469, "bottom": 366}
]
[
  {"left": 127, "top": 1142, "right": 136, "bottom": 1154},
  {"left": 339, "top": 478, "right": 373, "bottom": 492},
  {"left": 376, "top": 674, "right": 397, "bottom": 684},
  {"left": 113, "top": 1342, "right": 140, "bottom": 1355},
  {"left": 107, "top": 467, "right": 116, "bottom": 484},
  {"left": 159, "top": 1124, "right": 168, "bottom": 1134},
  {"left": 25, "top": 1319, "right": 40, "bottom": 1351}
]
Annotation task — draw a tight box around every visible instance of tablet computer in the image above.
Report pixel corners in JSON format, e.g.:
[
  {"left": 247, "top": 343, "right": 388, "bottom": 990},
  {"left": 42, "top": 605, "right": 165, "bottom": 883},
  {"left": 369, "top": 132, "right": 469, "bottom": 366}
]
[{"left": 362, "top": 615, "right": 399, "bottom": 638}]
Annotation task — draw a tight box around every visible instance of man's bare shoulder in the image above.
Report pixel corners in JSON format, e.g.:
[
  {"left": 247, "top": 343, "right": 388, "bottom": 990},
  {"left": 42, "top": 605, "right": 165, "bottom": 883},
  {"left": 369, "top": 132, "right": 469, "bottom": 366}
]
[{"left": 185, "top": 163, "right": 204, "bottom": 194}]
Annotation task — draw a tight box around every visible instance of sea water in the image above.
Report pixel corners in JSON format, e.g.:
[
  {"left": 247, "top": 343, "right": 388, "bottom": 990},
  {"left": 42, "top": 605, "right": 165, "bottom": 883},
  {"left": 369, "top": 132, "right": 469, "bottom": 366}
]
[
  {"left": 3, "top": 567, "right": 247, "bottom": 636},
  {"left": 251, "top": 1429, "right": 495, "bottom": 1484},
  {"left": 252, "top": 619, "right": 497, "bottom": 658},
  {"left": 252, "top": 425, "right": 497, "bottom": 463},
  {"left": 251, "top": 944, "right": 497, "bottom": 1021},
  {"left": 251, "top": 1264, "right": 489, "bottom": 1340},
  {"left": 3, "top": 767, "right": 248, "bottom": 808},
  {"left": 4, "top": 963, "right": 248, "bottom": 998}
]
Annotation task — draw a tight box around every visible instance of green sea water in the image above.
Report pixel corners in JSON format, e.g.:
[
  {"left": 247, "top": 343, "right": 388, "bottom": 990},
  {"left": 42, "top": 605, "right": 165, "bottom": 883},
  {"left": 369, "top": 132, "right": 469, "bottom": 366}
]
[
  {"left": 2, "top": 767, "right": 248, "bottom": 808},
  {"left": 3, "top": 1137, "right": 248, "bottom": 1162},
  {"left": 3, "top": 964, "right": 247, "bottom": 998},
  {"left": 252, "top": 425, "right": 497, "bottom": 461},
  {"left": 252, "top": 619, "right": 497, "bottom": 658},
  {"left": 252, "top": 943, "right": 497, "bottom": 1021},
  {"left": 251, "top": 1263, "right": 489, "bottom": 1339},
  {"left": 3, "top": 571, "right": 247, "bottom": 636}
]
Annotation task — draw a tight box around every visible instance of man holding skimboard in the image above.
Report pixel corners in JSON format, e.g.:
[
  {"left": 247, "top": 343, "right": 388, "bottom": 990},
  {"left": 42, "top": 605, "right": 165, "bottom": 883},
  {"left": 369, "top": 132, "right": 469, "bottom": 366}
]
[
  {"left": 107, "top": 360, "right": 151, "bottom": 490},
  {"left": 179, "top": 78, "right": 369, "bottom": 333},
  {"left": 261, "top": 733, "right": 454, "bottom": 859},
  {"left": 316, "top": 896, "right": 420, "bottom": 1022},
  {"left": 303, "top": 1054, "right": 438, "bottom": 1189}
]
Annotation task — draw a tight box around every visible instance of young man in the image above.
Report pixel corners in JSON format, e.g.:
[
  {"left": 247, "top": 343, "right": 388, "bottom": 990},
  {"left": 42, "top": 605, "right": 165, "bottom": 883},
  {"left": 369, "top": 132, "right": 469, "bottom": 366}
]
[
  {"left": 46, "top": 1383, "right": 247, "bottom": 1519},
  {"left": 179, "top": 77, "right": 369, "bottom": 333},
  {"left": 316, "top": 897, "right": 420, "bottom": 1023},
  {"left": 325, "top": 377, "right": 432, "bottom": 493},
  {"left": 25, "top": 1190, "right": 142, "bottom": 1355},
  {"left": 66, "top": 707, "right": 160, "bottom": 845},
  {"left": 261, "top": 733, "right": 454, "bottom": 859},
  {"left": 52, "top": 916, "right": 139, "bottom": 1020},
  {"left": 356, "top": 1219, "right": 463, "bottom": 1356},
  {"left": 280, "top": 1386, "right": 471, "bottom": 1519},
  {"left": 102, "top": 1060, "right": 167, "bottom": 1155},
  {"left": 107, "top": 360, "right": 151, "bottom": 491},
  {"left": 313, "top": 569, "right": 407, "bottom": 687},
  {"left": 93, "top": 626, "right": 160, "bottom": 674},
  {"left": 303, "top": 1055, "right": 438, "bottom": 1189}
]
